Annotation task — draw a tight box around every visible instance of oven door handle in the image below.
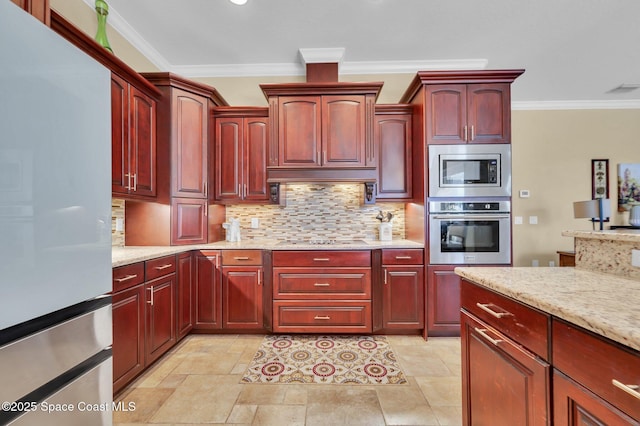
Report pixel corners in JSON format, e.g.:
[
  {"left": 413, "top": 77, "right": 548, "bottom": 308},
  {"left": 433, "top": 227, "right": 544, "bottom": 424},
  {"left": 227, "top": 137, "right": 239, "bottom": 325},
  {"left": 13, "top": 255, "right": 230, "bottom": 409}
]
[{"left": 431, "top": 214, "right": 511, "bottom": 220}]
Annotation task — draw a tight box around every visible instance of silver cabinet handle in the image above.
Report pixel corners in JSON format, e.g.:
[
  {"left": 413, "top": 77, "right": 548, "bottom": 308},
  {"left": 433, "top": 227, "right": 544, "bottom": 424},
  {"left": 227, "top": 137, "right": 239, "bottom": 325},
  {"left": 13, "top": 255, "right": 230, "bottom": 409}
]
[
  {"left": 131, "top": 173, "right": 137, "bottom": 192},
  {"left": 314, "top": 283, "right": 330, "bottom": 287},
  {"left": 114, "top": 274, "right": 137, "bottom": 283},
  {"left": 470, "top": 125, "right": 475, "bottom": 141},
  {"left": 234, "top": 256, "right": 250, "bottom": 260},
  {"left": 474, "top": 328, "right": 502, "bottom": 346},
  {"left": 612, "top": 379, "right": 640, "bottom": 400},
  {"left": 314, "top": 316, "right": 330, "bottom": 320},
  {"left": 154, "top": 264, "right": 173, "bottom": 270},
  {"left": 463, "top": 125, "right": 468, "bottom": 142},
  {"left": 124, "top": 173, "right": 131, "bottom": 190},
  {"left": 395, "top": 256, "right": 412, "bottom": 260},
  {"left": 313, "top": 258, "right": 330, "bottom": 262},
  {"left": 257, "top": 269, "right": 262, "bottom": 286},
  {"left": 384, "top": 269, "right": 388, "bottom": 285},
  {"left": 147, "top": 287, "right": 154, "bottom": 306},
  {"left": 476, "top": 303, "right": 512, "bottom": 318},
  {"left": 323, "top": 151, "right": 327, "bottom": 164}
]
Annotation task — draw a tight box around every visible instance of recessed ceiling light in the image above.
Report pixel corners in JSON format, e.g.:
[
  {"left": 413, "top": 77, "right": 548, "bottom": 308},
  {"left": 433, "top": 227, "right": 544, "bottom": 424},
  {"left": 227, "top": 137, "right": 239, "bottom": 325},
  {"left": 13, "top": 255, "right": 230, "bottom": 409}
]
[
  {"left": 229, "top": 0, "right": 248, "bottom": 5},
  {"left": 608, "top": 83, "right": 640, "bottom": 94}
]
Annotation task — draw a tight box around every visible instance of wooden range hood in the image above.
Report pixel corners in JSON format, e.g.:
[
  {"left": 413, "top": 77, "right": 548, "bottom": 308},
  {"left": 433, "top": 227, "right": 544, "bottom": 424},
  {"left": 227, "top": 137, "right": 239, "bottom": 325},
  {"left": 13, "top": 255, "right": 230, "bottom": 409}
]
[{"left": 261, "top": 62, "right": 383, "bottom": 194}]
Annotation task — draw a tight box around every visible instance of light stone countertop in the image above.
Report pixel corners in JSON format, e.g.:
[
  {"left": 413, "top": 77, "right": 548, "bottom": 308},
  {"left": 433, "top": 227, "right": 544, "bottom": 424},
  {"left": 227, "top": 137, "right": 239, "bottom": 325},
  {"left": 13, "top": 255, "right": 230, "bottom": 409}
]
[
  {"left": 455, "top": 266, "right": 640, "bottom": 352},
  {"left": 562, "top": 229, "right": 640, "bottom": 242},
  {"left": 112, "top": 239, "right": 424, "bottom": 268}
]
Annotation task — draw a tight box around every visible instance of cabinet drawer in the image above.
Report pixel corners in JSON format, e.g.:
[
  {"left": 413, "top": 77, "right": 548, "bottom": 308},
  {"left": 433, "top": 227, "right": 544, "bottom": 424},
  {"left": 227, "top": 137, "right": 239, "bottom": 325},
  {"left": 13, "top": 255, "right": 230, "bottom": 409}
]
[
  {"left": 461, "top": 279, "right": 550, "bottom": 360},
  {"left": 273, "top": 301, "right": 371, "bottom": 333},
  {"left": 145, "top": 255, "right": 177, "bottom": 281},
  {"left": 272, "top": 250, "right": 370, "bottom": 267},
  {"left": 553, "top": 320, "right": 640, "bottom": 420},
  {"left": 112, "top": 262, "right": 145, "bottom": 292},
  {"left": 273, "top": 268, "right": 371, "bottom": 299},
  {"left": 222, "top": 250, "right": 262, "bottom": 266},
  {"left": 382, "top": 249, "right": 423, "bottom": 265}
]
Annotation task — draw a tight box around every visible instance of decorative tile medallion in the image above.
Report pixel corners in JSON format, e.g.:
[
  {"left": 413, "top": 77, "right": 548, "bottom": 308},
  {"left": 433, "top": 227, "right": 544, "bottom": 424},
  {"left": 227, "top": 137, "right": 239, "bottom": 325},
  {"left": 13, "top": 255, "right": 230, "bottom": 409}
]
[{"left": 241, "top": 335, "right": 408, "bottom": 385}]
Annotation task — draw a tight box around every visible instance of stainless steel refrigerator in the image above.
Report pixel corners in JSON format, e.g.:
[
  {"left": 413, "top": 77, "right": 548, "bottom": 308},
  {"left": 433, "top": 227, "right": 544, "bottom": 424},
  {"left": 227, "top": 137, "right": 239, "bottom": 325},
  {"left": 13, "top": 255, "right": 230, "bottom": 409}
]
[{"left": 0, "top": 2, "right": 112, "bottom": 424}]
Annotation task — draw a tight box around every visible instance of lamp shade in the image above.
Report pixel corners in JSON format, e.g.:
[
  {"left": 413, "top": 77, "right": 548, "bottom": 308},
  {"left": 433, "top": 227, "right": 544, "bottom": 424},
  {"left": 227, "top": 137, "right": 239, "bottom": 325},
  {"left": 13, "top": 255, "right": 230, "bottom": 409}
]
[{"left": 573, "top": 200, "right": 599, "bottom": 218}]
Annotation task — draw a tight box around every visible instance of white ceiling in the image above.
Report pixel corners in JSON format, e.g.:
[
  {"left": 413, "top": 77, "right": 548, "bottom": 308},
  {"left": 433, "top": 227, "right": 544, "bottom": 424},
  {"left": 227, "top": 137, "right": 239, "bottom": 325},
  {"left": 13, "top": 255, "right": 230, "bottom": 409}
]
[{"left": 99, "top": 0, "right": 640, "bottom": 108}]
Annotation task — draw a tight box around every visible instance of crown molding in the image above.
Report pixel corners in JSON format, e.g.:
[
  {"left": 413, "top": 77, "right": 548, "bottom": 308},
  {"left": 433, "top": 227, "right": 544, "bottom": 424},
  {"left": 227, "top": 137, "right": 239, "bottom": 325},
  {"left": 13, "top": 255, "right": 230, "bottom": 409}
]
[{"left": 512, "top": 99, "right": 640, "bottom": 110}]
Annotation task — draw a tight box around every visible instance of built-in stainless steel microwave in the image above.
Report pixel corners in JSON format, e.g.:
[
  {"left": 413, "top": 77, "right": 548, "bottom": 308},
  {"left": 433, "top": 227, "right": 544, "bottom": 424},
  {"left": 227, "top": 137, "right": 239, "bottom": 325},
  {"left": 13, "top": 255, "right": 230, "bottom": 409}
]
[{"left": 428, "top": 144, "right": 511, "bottom": 197}]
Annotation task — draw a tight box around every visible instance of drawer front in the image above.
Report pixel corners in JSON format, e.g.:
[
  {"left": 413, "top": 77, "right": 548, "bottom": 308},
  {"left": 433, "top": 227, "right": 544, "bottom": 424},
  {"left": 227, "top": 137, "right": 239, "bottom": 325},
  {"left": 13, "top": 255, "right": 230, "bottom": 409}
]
[
  {"left": 272, "top": 250, "right": 370, "bottom": 267},
  {"left": 112, "top": 262, "right": 145, "bottom": 292},
  {"left": 222, "top": 250, "right": 262, "bottom": 266},
  {"left": 273, "top": 268, "right": 371, "bottom": 299},
  {"left": 553, "top": 320, "right": 640, "bottom": 420},
  {"left": 382, "top": 249, "right": 424, "bottom": 265},
  {"left": 273, "top": 301, "right": 371, "bottom": 333},
  {"left": 461, "top": 279, "right": 550, "bottom": 361},
  {"left": 145, "top": 255, "right": 177, "bottom": 281}
]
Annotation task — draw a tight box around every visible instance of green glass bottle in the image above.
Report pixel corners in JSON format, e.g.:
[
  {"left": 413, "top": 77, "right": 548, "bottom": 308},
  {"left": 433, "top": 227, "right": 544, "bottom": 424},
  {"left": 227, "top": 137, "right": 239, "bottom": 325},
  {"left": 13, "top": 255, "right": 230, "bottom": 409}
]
[{"left": 94, "top": 0, "right": 113, "bottom": 53}]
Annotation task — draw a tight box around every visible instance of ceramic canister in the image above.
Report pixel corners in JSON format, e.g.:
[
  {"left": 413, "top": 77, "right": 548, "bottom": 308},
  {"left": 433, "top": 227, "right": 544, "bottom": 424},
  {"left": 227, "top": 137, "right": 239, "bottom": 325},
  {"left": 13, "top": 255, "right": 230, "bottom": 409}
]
[{"left": 629, "top": 205, "right": 640, "bottom": 227}]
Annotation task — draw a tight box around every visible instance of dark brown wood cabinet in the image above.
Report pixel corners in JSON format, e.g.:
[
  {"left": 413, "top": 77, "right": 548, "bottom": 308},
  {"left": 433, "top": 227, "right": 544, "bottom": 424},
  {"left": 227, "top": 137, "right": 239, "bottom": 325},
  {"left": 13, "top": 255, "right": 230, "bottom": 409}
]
[
  {"left": 374, "top": 105, "right": 413, "bottom": 200},
  {"left": 111, "top": 73, "right": 157, "bottom": 199},
  {"left": 461, "top": 279, "right": 551, "bottom": 425},
  {"left": 381, "top": 249, "right": 424, "bottom": 330},
  {"left": 125, "top": 73, "right": 227, "bottom": 246},
  {"left": 176, "top": 251, "right": 194, "bottom": 340},
  {"left": 221, "top": 250, "right": 264, "bottom": 330},
  {"left": 272, "top": 250, "right": 372, "bottom": 333},
  {"left": 426, "top": 265, "right": 461, "bottom": 337},
  {"left": 193, "top": 251, "right": 222, "bottom": 330},
  {"left": 144, "top": 273, "right": 176, "bottom": 365},
  {"left": 214, "top": 108, "right": 269, "bottom": 203}
]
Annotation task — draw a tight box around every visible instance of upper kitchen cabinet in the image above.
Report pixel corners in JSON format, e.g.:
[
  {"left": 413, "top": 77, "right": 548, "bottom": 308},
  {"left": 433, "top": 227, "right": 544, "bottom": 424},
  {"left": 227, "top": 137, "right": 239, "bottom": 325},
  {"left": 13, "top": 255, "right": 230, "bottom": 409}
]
[
  {"left": 374, "top": 105, "right": 413, "bottom": 200},
  {"left": 11, "top": 0, "right": 50, "bottom": 26},
  {"left": 260, "top": 82, "right": 382, "bottom": 183},
  {"left": 141, "top": 72, "right": 227, "bottom": 200},
  {"left": 49, "top": 11, "right": 162, "bottom": 200},
  {"left": 400, "top": 70, "right": 524, "bottom": 145},
  {"left": 213, "top": 107, "right": 269, "bottom": 203}
]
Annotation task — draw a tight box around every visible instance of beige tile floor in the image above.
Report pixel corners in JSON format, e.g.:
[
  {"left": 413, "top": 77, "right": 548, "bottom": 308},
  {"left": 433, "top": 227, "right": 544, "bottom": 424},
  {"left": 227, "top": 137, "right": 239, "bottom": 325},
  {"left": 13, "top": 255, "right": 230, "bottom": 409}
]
[{"left": 114, "top": 334, "right": 462, "bottom": 426}]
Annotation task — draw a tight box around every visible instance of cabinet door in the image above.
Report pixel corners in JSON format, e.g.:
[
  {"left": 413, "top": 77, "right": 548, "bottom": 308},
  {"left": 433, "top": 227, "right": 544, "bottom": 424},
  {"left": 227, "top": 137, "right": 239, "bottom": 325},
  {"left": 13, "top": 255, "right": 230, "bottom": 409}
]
[
  {"left": 461, "top": 311, "right": 550, "bottom": 426},
  {"left": 553, "top": 371, "right": 638, "bottom": 426},
  {"left": 222, "top": 266, "right": 264, "bottom": 329},
  {"left": 427, "top": 265, "right": 461, "bottom": 336},
  {"left": 171, "top": 90, "right": 208, "bottom": 198},
  {"left": 111, "top": 74, "right": 129, "bottom": 196},
  {"left": 171, "top": 198, "right": 207, "bottom": 245},
  {"left": 244, "top": 117, "right": 269, "bottom": 201},
  {"left": 382, "top": 265, "right": 424, "bottom": 329},
  {"left": 426, "top": 85, "right": 467, "bottom": 144},
  {"left": 145, "top": 274, "right": 176, "bottom": 365},
  {"left": 375, "top": 112, "right": 412, "bottom": 199},
  {"left": 129, "top": 85, "right": 156, "bottom": 197},
  {"left": 176, "top": 252, "right": 194, "bottom": 340},
  {"left": 215, "top": 117, "right": 242, "bottom": 200},
  {"left": 467, "top": 83, "right": 510, "bottom": 144},
  {"left": 112, "top": 284, "right": 145, "bottom": 394},
  {"left": 322, "top": 95, "right": 366, "bottom": 167},
  {"left": 194, "top": 252, "right": 221, "bottom": 329},
  {"left": 278, "top": 96, "right": 322, "bottom": 167}
]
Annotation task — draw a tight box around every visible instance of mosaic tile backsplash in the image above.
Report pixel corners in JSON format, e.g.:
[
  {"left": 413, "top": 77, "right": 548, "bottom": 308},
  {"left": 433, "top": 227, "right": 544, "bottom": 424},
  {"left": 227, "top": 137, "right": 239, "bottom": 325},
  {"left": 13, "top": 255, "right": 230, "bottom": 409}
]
[
  {"left": 225, "top": 184, "right": 405, "bottom": 242},
  {"left": 112, "top": 184, "right": 407, "bottom": 246}
]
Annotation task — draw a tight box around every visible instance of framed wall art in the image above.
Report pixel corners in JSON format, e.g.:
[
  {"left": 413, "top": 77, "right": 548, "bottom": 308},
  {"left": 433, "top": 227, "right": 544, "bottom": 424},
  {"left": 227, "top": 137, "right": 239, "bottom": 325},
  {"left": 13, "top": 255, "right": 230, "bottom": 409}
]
[
  {"left": 618, "top": 163, "right": 640, "bottom": 212},
  {"left": 591, "top": 159, "right": 609, "bottom": 199}
]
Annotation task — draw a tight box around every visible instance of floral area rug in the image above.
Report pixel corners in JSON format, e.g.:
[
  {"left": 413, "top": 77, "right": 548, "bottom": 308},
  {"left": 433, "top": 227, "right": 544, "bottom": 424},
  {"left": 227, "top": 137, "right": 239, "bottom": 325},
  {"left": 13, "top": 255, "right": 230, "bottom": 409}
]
[{"left": 241, "top": 335, "right": 407, "bottom": 384}]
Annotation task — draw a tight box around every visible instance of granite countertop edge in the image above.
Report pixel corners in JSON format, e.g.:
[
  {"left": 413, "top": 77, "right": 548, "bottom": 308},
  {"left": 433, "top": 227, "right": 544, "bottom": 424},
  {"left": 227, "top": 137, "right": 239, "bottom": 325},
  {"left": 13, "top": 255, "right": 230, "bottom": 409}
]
[
  {"left": 562, "top": 229, "right": 640, "bottom": 242},
  {"left": 112, "top": 239, "right": 424, "bottom": 268},
  {"left": 455, "top": 266, "right": 640, "bottom": 352}
]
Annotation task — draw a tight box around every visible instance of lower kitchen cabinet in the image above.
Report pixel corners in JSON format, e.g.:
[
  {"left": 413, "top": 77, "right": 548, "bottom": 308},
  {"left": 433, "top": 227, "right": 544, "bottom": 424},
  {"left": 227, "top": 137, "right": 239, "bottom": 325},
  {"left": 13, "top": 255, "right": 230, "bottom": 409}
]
[
  {"left": 112, "top": 282, "right": 145, "bottom": 395},
  {"left": 144, "top": 274, "right": 176, "bottom": 365},
  {"left": 176, "top": 251, "right": 194, "bottom": 340},
  {"left": 427, "top": 265, "right": 461, "bottom": 336},
  {"left": 221, "top": 250, "right": 264, "bottom": 330},
  {"left": 193, "top": 250, "right": 221, "bottom": 330},
  {"left": 381, "top": 249, "right": 424, "bottom": 330}
]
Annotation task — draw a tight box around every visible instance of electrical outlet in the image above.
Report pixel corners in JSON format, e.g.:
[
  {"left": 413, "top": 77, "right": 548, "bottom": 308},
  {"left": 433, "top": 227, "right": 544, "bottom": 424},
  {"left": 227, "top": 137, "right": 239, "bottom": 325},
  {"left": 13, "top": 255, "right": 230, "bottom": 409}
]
[
  {"left": 250, "top": 218, "right": 259, "bottom": 229},
  {"left": 519, "top": 189, "right": 530, "bottom": 198},
  {"left": 529, "top": 216, "right": 538, "bottom": 225},
  {"left": 532, "top": 259, "right": 539, "bottom": 267},
  {"left": 115, "top": 218, "right": 124, "bottom": 232},
  {"left": 632, "top": 249, "right": 640, "bottom": 267},
  {"left": 514, "top": 216, "right": 523, "bottom": 225},
  {"left": 549, "top": 261, "right": 555, "bottom": 267}
]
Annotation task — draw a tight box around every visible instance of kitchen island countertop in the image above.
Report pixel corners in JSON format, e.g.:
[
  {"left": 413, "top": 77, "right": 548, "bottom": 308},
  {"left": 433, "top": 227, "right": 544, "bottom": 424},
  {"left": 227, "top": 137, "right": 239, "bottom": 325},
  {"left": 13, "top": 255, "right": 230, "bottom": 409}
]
[
  {"left": 455, "top": 266, "right": 640, "bottom": 351},
  {"left": 112, "top": 239, "right": 424, "bottom": 268}
]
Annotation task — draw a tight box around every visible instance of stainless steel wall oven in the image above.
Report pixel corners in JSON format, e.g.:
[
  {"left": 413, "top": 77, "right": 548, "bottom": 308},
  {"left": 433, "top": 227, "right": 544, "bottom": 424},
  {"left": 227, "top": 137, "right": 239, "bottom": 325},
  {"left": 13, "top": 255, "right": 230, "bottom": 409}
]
[{"left": 429, "top": 200, "right": 511, "bottom": 265}]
